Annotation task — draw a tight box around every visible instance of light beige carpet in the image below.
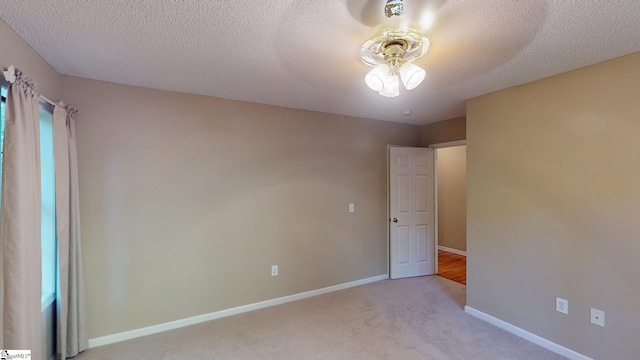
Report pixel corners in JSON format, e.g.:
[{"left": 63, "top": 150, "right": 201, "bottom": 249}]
[{"left": 75, "top": 276, "right": 565, "bottom": 359}]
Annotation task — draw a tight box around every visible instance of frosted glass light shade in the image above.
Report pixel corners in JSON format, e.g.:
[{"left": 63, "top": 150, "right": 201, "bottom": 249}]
[
  {"left": 379, "top": 73, "right": 400, "bottom": 98},
  {"left": 365, "top": 64, "right": 390, "bottom": 91},
  {"left": 399, "top": 62, "right": 426, "bottom": 90}
]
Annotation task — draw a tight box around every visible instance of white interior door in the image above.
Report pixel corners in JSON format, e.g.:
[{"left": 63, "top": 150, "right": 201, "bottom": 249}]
[{"left": 389, "top": 147, "right": 435, "bottom": 279}]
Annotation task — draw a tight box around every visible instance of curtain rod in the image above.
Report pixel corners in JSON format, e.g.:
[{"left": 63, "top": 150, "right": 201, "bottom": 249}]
[
  {"left": 3, "top": 65, "right": 58, "bottom": 108},
  {"left": 39, "top": 95, "right": 57, "bottom": 107}
]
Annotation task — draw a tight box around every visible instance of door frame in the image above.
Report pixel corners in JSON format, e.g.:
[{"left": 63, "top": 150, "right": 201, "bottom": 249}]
[
  {"left": 428, "top": 140, "right": 467, "bottom": 274},
  {"left": 386, "top": 140, "right": 467, "bottom": 277}
]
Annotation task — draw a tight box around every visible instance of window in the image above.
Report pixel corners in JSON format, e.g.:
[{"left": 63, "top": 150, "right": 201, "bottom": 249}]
[
  {"left": 0, "top": 86, "right": 57, "bottom": 307},
  {"left": 0, "top": 86, "right": 5, "bottom": 193},
  {"left": 40, "top": 102, "right": 56, "bottom": 307}
]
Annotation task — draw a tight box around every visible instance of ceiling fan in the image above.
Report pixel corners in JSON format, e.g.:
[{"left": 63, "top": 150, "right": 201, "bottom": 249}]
[
  {"left": 347, "top": 0, "right": 548, "bottom": 97},
  {"left": 271, "top": 0, "right": 547, "bottom": 105},
  {"left": 359, "top": 0, "right": 435, "bottom": 97}
]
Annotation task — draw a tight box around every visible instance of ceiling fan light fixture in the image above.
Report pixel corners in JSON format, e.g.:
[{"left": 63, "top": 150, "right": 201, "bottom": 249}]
[
  {"left": 365, "top": 63, "right": 390, "bottom": 91},
  {"left": 379, "top": 73, "right": 400, "bottom": 98},
  {"left": 361, "top": 26, "right": 429, "bottom": 97},
  {"left": 399, "top": 62, "right": 426, "bottom": 90}
]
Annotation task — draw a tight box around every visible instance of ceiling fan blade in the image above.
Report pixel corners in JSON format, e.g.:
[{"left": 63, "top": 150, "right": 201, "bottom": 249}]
[
  {"left": 271, "top": 1, "right": 367, "bottom": 91},
  {"left": 418, "top": 0, "right": 548, "bottom": 86}
]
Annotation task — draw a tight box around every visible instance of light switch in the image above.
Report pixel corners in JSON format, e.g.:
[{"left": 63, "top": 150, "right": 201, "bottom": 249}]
[{"left": 349, "top": 203, "right": 355, "bottom": 213}]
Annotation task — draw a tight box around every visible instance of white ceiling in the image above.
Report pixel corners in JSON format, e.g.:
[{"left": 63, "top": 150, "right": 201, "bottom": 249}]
[{"left": 2, "top": 1, "right": 640, "bottom": 125}]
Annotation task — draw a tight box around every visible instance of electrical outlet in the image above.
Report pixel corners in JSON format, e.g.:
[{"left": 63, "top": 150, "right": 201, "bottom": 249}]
[
  {"left": 556, "top": 297, "right": 569, "bottom": 315},
  {"left": 271, "top": 265, "right": 278, "bottom": 276},
  {"left": 591, "top": 308, "right": 605, "bottom": 327},
  {"left": 349, "top": 203, "right": 355, "bottom": 213}
]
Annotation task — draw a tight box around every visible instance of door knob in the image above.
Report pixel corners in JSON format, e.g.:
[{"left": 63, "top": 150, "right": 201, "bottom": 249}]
[{"left": 391, "top": 218, "right": 398, "bottom": 223}]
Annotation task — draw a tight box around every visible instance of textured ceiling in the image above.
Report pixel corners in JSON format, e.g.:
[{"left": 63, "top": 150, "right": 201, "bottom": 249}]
[{"left": 2, "top": 1, "right": 640, "bottom": 125}]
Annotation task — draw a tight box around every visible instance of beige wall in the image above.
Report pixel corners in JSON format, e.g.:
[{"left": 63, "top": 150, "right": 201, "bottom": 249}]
[
  {"left": 467, "top": 52, "right": 640, "bottom": 359},
  {"left": 0, "top": 19, "right": 61, "bottom": 100},
  {"left": 60, "top": 76, "right": 421, "bottom": 338},
  {"left": 419, "top": 116, "right": 466, "bottom": 146},
  {"left": 436, "top": 145, "right": 466, "bottom": 252}
]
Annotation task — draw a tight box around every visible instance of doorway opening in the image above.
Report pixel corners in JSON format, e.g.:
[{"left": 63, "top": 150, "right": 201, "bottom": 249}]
[{"left": 431, "top": 141, "right": 466, "bottom": 285}]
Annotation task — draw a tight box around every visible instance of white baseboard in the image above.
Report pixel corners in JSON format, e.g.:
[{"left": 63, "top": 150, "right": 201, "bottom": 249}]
[
  {"left": 438, "top": 245, "right": 466, "bottom": 256},
  {"left": 464, "top": 306, "right": 592, "bottom": 360},
  {"left": 89, "top": 274, "right": 389, "bottom": 348}
]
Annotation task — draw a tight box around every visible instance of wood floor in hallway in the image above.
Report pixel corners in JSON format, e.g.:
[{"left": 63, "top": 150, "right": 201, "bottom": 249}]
[{"left": 437, "top": 249, "right": 466, "bottom": 285}]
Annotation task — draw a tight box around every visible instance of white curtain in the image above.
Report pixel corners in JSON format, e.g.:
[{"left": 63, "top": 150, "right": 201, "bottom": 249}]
[
  {"left": 0, "top": 70, "right": 42, "bottom": 359},
  {"left": 53, "top": 103, "right": 88, "bottom": 359}
]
